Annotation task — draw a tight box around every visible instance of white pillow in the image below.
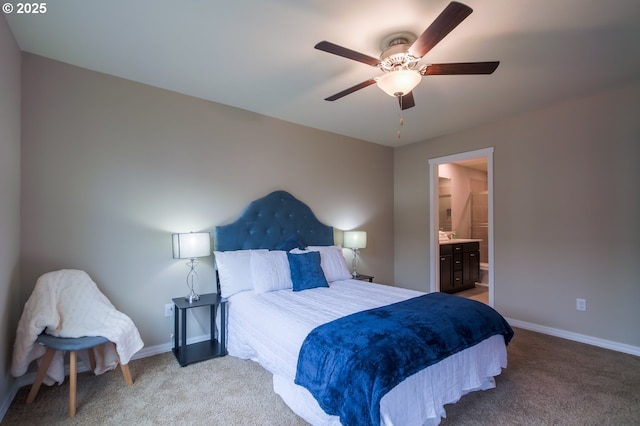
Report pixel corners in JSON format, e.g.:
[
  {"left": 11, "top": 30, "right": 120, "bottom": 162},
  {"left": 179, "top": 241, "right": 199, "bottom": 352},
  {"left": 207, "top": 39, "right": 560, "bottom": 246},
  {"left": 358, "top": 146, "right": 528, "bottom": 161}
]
[
  {"left": 214, "top": 250, "right": 266, "bottom": 298},
  {"left": 250, "top": 250, "right": 293, "bottom": 294},
  {"left": 292, "top": 245, "right": 352, "bottom": 283}
]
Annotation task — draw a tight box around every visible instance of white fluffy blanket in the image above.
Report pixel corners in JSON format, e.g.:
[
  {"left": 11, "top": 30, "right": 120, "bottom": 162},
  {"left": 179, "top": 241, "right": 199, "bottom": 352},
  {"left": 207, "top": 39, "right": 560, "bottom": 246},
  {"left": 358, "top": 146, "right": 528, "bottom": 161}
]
[{"left": 11, "top": 269, "right": 144, "bottom": 385}]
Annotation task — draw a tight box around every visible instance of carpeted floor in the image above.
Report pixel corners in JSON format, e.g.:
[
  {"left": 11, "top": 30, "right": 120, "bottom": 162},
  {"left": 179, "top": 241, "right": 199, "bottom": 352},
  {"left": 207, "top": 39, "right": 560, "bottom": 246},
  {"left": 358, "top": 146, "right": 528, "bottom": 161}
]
[{"left": 3, "top": 328, "right": 639, "bottom": 425}]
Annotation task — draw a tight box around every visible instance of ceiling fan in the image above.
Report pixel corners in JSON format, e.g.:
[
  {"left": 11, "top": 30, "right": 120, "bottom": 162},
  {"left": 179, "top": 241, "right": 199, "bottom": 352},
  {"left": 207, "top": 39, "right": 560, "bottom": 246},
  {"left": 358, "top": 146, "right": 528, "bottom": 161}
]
[{"left": 315, "top": 1, "right": 499, "bottom": 110}]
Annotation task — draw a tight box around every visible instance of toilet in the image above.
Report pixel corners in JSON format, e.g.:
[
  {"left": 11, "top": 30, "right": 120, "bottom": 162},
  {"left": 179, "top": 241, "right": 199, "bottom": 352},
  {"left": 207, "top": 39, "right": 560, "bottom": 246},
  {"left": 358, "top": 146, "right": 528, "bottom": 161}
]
[{"left": 477, "top": 262, "right": 489, "bottom": 285}]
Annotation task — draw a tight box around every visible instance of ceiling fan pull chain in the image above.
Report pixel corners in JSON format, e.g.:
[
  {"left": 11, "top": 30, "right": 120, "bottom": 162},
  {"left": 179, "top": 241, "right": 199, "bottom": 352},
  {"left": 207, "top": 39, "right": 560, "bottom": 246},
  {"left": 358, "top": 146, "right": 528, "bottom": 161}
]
[{"left": 397, "top": 96, "right": 404, "bottom": 139}]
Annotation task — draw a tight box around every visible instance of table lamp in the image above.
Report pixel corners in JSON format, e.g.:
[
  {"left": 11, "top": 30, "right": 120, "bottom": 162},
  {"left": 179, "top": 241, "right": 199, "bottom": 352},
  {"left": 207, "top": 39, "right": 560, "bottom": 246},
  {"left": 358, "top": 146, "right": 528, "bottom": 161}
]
[
  {"left": 172, "top": 232, "right": 211, "bottom": 302},
  {"left": 343, "top": 230, "right": 367, "bottom": 277}
]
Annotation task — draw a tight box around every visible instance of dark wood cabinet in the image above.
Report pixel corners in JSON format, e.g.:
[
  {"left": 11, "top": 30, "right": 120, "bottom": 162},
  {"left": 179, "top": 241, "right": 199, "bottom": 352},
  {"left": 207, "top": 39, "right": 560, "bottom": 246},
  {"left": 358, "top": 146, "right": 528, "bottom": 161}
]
[
  {"left": 463, "top": 246, "right": 480, "bottom": 286},
  {"left": 439, "top": 241, "right": 480, "bottom": 294},
  {"left": 439, "top": 244, "right": 453, "bottom": 292}
]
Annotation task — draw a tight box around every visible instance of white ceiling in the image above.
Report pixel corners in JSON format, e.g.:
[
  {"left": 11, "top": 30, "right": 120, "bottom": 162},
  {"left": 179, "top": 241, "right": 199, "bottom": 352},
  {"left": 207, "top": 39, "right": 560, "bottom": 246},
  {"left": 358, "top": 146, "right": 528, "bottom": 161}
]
[{"left": 6, "top": 0, "right": 640, "bottom": 146}]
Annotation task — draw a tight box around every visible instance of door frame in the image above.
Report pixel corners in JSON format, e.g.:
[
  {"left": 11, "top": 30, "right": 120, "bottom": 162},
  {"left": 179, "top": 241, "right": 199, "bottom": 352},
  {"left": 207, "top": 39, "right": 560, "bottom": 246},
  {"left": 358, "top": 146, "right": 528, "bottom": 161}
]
[{"left": 428, "top": 147, "right": 494, "bottom": 306}]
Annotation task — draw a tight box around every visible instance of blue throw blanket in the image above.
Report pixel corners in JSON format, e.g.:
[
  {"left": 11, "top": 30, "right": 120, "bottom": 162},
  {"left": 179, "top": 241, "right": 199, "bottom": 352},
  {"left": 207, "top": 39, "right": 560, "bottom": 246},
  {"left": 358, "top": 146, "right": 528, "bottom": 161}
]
[{"left": 294, "top": 292, "right": 514, "bottom": 426}]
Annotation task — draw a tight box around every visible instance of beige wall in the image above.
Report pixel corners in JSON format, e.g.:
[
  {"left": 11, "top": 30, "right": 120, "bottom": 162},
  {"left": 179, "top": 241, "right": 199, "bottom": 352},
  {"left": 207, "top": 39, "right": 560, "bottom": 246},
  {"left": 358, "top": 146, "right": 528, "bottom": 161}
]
[
  {"left": 0, "top": 15, "right": 22, "bottom": 409},
  {"left": 395, "top": 81, "right": 640, "bottom": 348},
  {"left": 19, "top": 54, "right": 394, "bottom": 351}
]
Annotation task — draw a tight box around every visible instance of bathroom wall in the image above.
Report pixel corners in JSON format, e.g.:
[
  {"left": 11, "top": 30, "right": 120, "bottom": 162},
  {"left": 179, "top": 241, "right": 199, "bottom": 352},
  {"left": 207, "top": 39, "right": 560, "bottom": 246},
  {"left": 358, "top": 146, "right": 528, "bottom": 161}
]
[
  {"left": 438, "top": 163, "right": 488, "bottom": 240},
  {"left": 470, "top": 190, "right": 489, "bottom": 264}
]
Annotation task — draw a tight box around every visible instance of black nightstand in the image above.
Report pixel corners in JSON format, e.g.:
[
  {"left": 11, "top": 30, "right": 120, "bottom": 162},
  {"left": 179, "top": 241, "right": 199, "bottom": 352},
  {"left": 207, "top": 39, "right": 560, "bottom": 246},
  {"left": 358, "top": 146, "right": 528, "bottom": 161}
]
[
  {"left": 172, "top": 293, "right": 227, "bottom": 367},
  {"left": 353, "top": 274, "right": 374, "bottom": 282}
]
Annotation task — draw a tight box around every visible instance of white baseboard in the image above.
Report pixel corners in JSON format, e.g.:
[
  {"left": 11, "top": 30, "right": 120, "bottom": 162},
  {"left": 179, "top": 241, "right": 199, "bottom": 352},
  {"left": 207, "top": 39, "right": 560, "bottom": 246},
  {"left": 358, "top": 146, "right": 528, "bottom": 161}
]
[{"left": 506, "top": 318, "right": 640, "bottom": 356}]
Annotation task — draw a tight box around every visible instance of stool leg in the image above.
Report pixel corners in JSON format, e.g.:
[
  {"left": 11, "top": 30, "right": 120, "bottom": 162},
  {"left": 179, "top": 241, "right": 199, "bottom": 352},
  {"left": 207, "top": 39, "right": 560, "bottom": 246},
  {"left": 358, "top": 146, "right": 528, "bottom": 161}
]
[
  {"left": 69, "top": 351, "right": 77, "bottom": 418},
  {"left": 26, "top": 348, "right": 56, "bottom": 404},
  {"left": 117, "top": 352, "right": 133, "bottom": 386},
  {"left": 120, "top": 363, "right": 133, "bottom": 386}
]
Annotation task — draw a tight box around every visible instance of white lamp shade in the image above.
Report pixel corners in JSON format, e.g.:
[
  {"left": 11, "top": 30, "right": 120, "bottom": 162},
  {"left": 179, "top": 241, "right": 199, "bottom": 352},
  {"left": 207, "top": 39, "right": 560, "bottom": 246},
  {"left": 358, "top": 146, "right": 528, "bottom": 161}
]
[
  {"left": 172, "top": 232, "right": 211, "bottom": 259},
  {"left": 375, "top": 70, "right": 422, "bottom": 97},
  {"left": 343, "top": 231, "right": 367, "bottom": 249}
]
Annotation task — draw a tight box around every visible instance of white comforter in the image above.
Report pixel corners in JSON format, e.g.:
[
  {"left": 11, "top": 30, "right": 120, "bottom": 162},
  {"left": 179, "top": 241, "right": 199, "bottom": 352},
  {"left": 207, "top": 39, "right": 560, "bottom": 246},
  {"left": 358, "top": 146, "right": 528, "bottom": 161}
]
[
  {"left": 227, "top": 279, "right": 507, "bottom": 426},
  {"left": 11, "top": 269, "right": 144, "bottom": 385}
]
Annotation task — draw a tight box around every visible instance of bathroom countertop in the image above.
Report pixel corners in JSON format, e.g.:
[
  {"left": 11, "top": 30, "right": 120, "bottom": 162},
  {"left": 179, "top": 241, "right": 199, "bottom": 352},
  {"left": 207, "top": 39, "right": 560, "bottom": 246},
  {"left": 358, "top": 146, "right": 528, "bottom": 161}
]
[{"left": 439, "top": 238, "right": 482, "bottom": 245}]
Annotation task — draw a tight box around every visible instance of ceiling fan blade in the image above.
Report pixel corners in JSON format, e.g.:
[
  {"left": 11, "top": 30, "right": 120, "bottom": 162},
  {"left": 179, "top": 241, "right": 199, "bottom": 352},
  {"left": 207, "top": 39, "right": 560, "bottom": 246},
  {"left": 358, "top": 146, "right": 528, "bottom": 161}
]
[
  {"left": 408, "top": 2, "right": 473, "bottom": 58},
  {"left": 399, "top": 92, "right": 416, "bottom": 110},
  {"left": 315, "top": 41, "right": 380, "bottom": 67},
  {"left": 423, "top": 61, "right": 500, "bottom": 75},
  {"left": 324, "top": 79, "right": 377, "bottom": 101}
]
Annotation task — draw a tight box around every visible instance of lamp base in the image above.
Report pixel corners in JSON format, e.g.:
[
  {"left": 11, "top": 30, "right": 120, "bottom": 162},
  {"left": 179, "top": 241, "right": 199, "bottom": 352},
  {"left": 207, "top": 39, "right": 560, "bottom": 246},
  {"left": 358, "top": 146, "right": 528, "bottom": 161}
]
[
  {"left": 185, "top": 258, "right": 200, "bottom": 303},
  {"left": 351, "top": 248, "right": 360, "bottom": 278},
  {"left": 186, "top": 290, "right": 200, "bottom": 303}
]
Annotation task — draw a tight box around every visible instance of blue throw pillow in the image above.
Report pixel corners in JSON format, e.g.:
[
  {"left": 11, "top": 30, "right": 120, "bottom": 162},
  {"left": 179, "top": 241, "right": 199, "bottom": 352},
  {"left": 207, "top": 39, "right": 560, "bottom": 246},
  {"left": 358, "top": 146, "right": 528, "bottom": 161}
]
[
  {"left": 277, "top": 234, "right": 306, "bottom": 251},
  {"left": 287, "top": 251, "right": 329, "bottom": 292}
]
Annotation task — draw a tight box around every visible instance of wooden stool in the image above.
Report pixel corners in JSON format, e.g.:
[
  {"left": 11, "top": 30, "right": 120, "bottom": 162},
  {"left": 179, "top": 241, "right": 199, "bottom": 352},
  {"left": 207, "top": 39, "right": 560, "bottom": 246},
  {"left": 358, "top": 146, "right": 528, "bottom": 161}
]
[{"left": 26, "top": 334, "right": 133, "bottom": 417}]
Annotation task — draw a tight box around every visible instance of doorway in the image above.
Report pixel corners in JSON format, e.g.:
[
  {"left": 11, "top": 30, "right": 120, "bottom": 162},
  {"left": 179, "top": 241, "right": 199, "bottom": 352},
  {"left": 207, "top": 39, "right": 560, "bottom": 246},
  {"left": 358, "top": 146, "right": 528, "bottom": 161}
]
[{"left": 428, "top": 148, "right": 494, "bottom": 306}]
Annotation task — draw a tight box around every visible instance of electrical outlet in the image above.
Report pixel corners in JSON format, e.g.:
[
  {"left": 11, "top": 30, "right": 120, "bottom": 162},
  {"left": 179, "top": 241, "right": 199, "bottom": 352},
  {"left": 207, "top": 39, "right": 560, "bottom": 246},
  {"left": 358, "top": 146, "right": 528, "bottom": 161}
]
[
  {"left": 576, "top": 298, "right": 586, "bottom": 311},
  {"left": 164, "top": 303, "right": 174, "bottom": 317}
]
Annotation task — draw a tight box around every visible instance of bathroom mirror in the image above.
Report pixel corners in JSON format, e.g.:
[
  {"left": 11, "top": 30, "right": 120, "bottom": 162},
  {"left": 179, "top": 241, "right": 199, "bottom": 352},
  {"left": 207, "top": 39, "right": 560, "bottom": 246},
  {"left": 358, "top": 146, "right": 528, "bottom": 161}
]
[{"left": 438, "top": 178, "right": 452, "bottom": 232}]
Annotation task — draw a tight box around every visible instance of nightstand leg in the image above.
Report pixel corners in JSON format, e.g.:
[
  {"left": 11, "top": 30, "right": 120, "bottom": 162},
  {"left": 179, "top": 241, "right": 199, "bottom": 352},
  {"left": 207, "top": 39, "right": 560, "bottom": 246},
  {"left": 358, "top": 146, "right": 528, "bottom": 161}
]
[
  {"left": 173, "top": 304, "right": 178, "bottom": 352},
  {"left": 181, "top": 308, "right": 187, "bottom": 364}
]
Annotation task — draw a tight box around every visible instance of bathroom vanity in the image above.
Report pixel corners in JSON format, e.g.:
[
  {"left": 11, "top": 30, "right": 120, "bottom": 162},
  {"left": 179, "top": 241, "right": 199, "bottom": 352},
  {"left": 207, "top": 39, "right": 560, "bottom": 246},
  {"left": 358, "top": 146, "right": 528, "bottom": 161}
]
[{"left": 439, "top": 239, "right": 481, "bottom": 294}]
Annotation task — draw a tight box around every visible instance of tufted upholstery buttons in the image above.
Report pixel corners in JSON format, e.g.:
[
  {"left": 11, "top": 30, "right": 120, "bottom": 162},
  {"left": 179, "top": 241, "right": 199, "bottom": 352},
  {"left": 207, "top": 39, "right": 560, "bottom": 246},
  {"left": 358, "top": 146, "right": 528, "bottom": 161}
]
[{"left": 213, "top": 191, "right": 333, "bottom": 251}]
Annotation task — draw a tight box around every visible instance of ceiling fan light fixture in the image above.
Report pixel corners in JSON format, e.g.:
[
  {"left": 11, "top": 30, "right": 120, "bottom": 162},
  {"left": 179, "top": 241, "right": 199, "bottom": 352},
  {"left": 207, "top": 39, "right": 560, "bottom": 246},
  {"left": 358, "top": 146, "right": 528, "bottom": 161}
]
[{"left": 375, "top": 70, "right": 422, "bottom": 97}]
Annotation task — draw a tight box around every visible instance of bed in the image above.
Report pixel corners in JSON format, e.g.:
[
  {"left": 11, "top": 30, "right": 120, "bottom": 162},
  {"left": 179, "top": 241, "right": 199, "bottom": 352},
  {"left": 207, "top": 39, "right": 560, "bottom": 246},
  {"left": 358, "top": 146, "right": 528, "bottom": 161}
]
[{"left": 214, "top": 190, "right": 513, "bottom": 426}]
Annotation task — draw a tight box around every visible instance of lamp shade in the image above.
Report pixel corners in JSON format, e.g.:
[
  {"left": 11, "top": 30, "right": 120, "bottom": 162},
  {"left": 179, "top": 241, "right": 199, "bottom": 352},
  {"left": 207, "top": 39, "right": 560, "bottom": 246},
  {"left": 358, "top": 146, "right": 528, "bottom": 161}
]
[
  {"left": 343, "top": 231, "right": 367, "bottom": 249},
  {"left": 375, "top": 69, "right": 422, "bottom": 97},
  {"left": 172, "top": 232, "right": 211, "bottom": 259}
]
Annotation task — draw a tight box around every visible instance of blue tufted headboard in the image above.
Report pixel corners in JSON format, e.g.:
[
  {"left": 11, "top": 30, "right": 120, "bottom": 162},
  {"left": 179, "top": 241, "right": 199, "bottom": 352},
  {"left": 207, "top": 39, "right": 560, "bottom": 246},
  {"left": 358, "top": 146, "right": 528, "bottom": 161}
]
[{"left": 214, "top": 190, "right": 334, "bottom": 251}]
